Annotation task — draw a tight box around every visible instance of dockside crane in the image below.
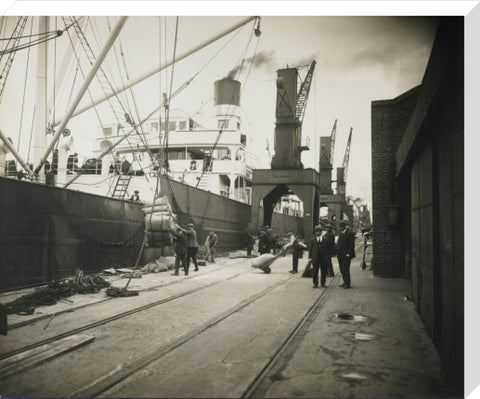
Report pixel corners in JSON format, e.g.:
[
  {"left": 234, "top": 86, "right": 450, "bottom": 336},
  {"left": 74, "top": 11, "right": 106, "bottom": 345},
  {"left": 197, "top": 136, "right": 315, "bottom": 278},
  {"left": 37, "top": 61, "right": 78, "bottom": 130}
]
[
  {"left": 342, "top": 127, "right": 352, "bottom": 183},
  {"left": 335, "top": 127, "right": 352, "bottom": 196},
  {"left": 295, "top": 61, "right": 316, "bottom": 125},
  {"left": 271, "top": 60, "right": 316, "bottom": 169},
  {"left": 330, "top": 119, "right": 337, "bottom": 165}
]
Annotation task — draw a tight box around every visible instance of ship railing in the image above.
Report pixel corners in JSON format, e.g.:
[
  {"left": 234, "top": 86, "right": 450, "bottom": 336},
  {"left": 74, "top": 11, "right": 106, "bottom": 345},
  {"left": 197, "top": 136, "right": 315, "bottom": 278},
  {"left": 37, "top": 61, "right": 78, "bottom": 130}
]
[{"left": 167, "top": 159, "right": 249, "bottom": 177}]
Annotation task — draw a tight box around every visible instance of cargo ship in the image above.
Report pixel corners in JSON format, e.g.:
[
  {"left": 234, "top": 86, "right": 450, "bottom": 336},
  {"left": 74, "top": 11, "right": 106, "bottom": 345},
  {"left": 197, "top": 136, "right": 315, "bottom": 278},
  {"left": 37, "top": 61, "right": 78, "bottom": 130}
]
[{"left": 0, "top": 16, "right": 302, "bottom": 290}]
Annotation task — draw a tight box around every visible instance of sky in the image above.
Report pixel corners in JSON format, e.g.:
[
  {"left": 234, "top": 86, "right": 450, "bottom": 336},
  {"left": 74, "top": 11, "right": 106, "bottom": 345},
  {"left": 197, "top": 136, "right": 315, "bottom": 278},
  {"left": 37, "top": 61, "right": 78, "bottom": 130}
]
[{"left": 0, "top": 2, "right": 466, "bottom": 213}]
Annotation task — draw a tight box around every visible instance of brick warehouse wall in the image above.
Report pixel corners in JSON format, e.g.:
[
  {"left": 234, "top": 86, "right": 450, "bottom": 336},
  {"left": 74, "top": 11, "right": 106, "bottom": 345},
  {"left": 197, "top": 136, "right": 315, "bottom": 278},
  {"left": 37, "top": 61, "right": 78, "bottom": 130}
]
[
  {"left": 371, "top": 87, "right": 420, "bottom": 276},
  {"left": 372, "top": 18, "right": 464, "bottom": 393}
]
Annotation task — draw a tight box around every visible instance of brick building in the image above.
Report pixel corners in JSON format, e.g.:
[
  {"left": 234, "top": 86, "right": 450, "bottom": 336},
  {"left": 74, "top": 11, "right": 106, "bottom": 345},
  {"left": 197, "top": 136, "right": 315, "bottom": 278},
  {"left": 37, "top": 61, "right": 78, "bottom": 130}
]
[{"left": 371, "top": 17, "right": 463, "bottom": 394}]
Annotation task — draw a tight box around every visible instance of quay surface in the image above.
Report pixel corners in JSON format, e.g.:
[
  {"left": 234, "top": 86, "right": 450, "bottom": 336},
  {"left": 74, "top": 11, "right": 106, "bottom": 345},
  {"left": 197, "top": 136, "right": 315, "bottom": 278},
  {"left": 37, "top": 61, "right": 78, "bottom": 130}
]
[{"left": 0, "top": 242, "right": 455, "bottom": 398}]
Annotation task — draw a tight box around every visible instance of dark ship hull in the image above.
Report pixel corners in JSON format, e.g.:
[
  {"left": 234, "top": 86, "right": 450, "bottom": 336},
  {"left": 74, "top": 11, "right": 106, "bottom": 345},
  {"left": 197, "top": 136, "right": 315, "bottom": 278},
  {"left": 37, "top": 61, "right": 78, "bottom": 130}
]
[
  {"left": 0, "top": 176, "right": 145, "bottom": 290},
  {"left": 1, "top": 175, "right": 303, "bottom": 290},
  {"left": 158, "top": 175, "right": 303, "bottom": 248}
]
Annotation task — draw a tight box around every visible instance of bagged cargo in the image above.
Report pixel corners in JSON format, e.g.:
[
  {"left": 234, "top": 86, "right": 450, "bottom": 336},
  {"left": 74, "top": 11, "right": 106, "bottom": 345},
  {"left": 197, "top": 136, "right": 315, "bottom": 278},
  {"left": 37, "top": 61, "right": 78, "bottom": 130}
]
[
  {"left": 251, "top": 246, "right": 287, "bottom": 274},
  {"left": 143, "top": 196, "right": 172, "bottom": 212},
  {"left": 157, "top": 256, "right": 175, "bottom": 269},
  {"left": 143, "top": 247, "right": 164, "bottom": 263},
  {"left": 251, "top": 253, "right": 276, "bottom": 268},
  {"left": 143, "top": 204, "right": 171, "bottom": 214},
  {"left": 146, "top": 230, "right": 172, "bottom": 248},
  {"left": 145, "top": 213, "right": 173, "bottom": 231},
  {"left": 251, "top": 254, "right": 278, "bottom": 274},
  {"left": 141, "top": 260, "right": 169, "bottom": 273}
]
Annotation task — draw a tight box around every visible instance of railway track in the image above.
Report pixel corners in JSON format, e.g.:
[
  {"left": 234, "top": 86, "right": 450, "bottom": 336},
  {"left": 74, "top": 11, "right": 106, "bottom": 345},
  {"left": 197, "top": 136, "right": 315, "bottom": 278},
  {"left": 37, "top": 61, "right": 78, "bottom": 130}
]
[
  {"left": 71, "top": 274, "right": 341, "bottom": 398},
  {"left": 4, "top": 262, "right": 230, "bottom": 331},
  {"left": 0, "top": 252, "right": 346, "bottom": 398},
  {"left": 0, "top": 259, "right": 249, "bottom": 360}
]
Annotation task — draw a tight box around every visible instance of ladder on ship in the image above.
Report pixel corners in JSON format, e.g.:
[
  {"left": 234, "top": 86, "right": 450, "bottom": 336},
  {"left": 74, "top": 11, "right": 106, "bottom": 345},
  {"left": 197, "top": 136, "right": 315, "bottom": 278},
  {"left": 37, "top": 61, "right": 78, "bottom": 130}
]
[
  {"left": 197, "top": 174, "right": 210, "bottom": 191},
  {"left": 111, "top": 175, "right": 132, "bottom": 199}
]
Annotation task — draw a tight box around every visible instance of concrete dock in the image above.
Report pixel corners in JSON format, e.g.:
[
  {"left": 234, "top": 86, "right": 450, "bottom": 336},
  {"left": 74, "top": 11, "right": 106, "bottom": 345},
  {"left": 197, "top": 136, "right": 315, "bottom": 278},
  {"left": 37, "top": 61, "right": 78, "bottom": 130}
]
[{"left": 0, "top": 245, "right": 458, "bottom": 398}]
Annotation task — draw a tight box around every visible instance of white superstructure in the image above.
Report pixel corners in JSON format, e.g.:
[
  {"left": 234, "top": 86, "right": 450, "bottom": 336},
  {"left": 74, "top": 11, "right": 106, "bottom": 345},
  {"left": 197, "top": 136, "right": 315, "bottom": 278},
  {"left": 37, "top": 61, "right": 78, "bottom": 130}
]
[{"left": 70, "top": 78, "right": 253, "bottom": 203}]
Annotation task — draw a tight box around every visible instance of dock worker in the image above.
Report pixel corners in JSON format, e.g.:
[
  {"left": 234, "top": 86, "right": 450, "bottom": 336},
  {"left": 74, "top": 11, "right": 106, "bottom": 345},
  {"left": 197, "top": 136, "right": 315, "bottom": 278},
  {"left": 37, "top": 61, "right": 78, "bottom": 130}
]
[
  {"left": 258, "top": 228, "right": 268, "bottom": 254},
  {"left": 245, "top": 223, "right": 256, "bottom": 257},
  {"left": 130, "top": 190, "right": 140, "bottom": 202},
  {"left": 336, "top": 220, "right": 356, "bottom": 289},
  {"left": 178, "top": 223, "right": 199, "bottom": 272},
  {"left": 170, "top": 224, "right": 188, "bottom": 276},
  {"left": 205, "top": 231, "right": 218, "bottom": 263},
  {"left": 289, "top": 232, "right": 308, "bottom": 274}
]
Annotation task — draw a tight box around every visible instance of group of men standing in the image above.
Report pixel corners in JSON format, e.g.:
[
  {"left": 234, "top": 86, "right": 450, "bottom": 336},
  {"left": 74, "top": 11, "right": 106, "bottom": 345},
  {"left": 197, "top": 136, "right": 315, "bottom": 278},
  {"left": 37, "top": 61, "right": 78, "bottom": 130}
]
[
  {"left": 308, "top": 220, "right": 356, "bottom": 289},
  {"left": 168, "top": 219, "right": 355, "bottom": 290},
  {"left": 256, "top": 226, "right": 281, "bottom": 255},
  {"left": 169, "top": 223, "right": 218, "bottom": 276}
]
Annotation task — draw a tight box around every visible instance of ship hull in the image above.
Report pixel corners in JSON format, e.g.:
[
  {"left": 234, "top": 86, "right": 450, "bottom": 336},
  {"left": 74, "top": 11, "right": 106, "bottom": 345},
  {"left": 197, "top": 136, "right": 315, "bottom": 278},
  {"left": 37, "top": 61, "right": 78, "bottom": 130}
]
[
  {"left": 158, "top": 175, "right": 304, "bottom": 248},
  {"left": 0, "top": 176, "right": 145, "bottom": 290},
  {"left": 1, "top": 175, "right": 303, "bottom": 290}
]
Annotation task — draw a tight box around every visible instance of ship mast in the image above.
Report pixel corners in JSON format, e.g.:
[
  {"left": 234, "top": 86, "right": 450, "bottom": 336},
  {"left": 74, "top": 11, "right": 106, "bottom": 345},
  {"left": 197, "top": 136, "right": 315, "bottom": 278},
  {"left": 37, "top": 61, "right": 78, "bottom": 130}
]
[
  {"left": 32, "top": 16, "right": 49, "bottom": 180},
  {"left": 34, "top": 16, "right": 128, "bottom": 175}
]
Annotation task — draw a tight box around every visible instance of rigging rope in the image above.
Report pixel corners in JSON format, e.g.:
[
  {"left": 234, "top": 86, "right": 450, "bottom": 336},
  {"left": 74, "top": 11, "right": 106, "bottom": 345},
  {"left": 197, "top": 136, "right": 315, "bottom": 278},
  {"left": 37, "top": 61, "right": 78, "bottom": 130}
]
[
  {"left": 125, "top": 16, "right": 182, "bottom": 289},
  {"left": 0, "top": 17, "right": 80, "bottom": 42},
  {"left": 0, "top": 17, "right": 82, "bottom": 56},
  {"left": 194, "top": 24, "right": 259, "bottom": 189},
  {"left": 61, "top": 16, "right": 146, "bottom": 184},
  {"left": 17, "top": 17, "right": 34, "bottom": 151}
]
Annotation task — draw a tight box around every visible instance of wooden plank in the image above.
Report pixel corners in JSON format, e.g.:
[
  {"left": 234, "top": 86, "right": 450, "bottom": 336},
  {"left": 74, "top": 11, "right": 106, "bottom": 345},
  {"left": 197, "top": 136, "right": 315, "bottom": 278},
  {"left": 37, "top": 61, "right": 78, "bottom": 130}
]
[{"left": 0, "top": 334, "right": 94, "bottom": 379}]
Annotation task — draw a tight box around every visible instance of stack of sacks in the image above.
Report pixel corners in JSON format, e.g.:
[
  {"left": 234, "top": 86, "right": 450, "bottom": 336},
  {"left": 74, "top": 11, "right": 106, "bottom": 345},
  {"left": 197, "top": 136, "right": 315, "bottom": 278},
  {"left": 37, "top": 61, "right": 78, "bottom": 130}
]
[{"left": 143, "top": 197, "right": 175, "bottom": 247}]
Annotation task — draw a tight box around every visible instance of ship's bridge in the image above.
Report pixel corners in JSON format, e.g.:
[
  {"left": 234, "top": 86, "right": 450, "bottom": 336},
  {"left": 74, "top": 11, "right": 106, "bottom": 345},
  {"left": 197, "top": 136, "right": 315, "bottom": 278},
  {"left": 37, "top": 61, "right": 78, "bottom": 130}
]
[{"left": 94, "top": 111, "right": 252, "bottom": 203}]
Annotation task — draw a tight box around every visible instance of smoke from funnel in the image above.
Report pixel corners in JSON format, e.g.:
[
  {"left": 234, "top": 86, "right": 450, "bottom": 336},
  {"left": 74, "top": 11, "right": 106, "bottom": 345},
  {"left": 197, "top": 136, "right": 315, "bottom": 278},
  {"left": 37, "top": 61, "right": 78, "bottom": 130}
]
[{"left": 226, "top": 50, "right": 275, "bottom": 79}]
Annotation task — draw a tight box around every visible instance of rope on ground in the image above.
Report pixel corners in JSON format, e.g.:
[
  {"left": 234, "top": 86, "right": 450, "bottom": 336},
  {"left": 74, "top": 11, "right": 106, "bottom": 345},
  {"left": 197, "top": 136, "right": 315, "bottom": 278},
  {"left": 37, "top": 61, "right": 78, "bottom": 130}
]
[{"left": 3, "top": 270, "right": 111, "bottom": 315}]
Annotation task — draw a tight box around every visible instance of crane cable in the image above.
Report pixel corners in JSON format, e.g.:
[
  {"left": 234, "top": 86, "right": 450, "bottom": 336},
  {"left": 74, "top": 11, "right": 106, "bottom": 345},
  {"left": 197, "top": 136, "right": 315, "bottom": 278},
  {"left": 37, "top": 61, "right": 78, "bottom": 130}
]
[{"left": 125, "top": 16, "right": 181, "bottom": 289}]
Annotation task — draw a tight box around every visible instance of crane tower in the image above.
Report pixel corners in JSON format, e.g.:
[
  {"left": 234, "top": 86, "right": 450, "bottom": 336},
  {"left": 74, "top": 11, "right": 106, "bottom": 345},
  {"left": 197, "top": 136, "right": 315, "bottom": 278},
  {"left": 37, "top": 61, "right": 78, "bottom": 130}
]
[{"left": 270, "top": 61, "right": 315, "bottom": 169}]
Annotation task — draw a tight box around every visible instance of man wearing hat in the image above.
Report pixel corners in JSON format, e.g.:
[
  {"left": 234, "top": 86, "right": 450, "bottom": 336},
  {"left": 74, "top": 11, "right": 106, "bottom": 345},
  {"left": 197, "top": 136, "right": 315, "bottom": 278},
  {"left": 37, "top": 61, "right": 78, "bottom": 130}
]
[
  {"left": 184, "top": 223, "right": 199, "bottom": 272},
  {"left": 336, "top": 220, "right": 356, "bottom": 288},
  {"left": 308, "top": 225, "right": 333, "bottom": 288},
  {"left": 323, "top": 223, "right": 336, "bottom": 277},
  {"left": 130, "top": 190, "right": 140, "bottom": 202}
]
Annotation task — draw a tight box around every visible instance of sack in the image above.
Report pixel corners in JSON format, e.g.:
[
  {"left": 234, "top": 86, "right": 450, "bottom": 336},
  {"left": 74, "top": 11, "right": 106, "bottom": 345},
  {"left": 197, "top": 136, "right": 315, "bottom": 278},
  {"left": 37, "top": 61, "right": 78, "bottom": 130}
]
[
  {"left": 251, "top": 253, "right": 276, "bottom": 268},
  {"left": 302, "top": 260, "right": 312, "bottom": 278}
]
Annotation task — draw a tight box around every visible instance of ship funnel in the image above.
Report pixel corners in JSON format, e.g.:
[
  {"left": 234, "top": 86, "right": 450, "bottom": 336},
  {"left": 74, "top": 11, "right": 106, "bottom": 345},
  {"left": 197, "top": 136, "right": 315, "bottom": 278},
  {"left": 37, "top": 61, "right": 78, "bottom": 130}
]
[{"left": 214, "top": 78, "right": 241, "bottom": 107}]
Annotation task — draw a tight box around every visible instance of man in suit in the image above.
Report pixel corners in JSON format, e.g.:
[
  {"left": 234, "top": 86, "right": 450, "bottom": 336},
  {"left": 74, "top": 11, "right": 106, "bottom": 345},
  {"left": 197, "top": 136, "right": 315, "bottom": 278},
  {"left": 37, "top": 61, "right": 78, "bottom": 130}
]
[
  {"left": 337, "top": 220, "right": 356, "bottom": 289},
  {"left": 323, "top": 223, "right": 336, "bottom": 277},
  {"left": 308, "top": 225, "right": 333, "bottom": 288}
]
